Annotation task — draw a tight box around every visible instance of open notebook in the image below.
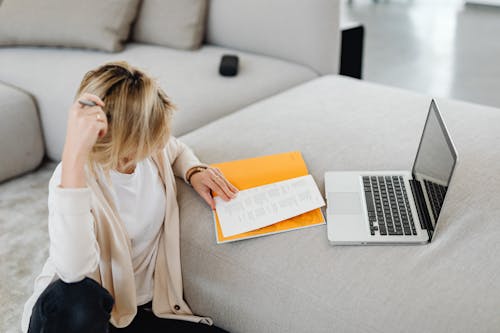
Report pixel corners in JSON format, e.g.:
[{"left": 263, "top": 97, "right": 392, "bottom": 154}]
[{"left": 210, "top": 151, "right": 325, "bottom": 243}]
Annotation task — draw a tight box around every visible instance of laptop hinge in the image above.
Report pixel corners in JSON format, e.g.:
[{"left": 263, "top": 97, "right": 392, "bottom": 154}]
[{"left": 409, "top": 179, "right": 433, "bottom": 240}]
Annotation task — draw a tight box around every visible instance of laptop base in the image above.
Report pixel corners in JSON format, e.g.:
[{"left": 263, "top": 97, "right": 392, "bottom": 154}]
[{"left": 325, "top": 171, "right": 430, "bottom": 245}]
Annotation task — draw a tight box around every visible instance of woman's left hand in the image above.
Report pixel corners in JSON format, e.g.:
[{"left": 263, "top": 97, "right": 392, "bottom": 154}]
[{"left": 189, "top": 167, "right": 239, "bottom": 210}]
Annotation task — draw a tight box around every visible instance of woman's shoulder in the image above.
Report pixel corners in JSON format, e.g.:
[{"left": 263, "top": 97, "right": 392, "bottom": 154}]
[
  {"left": 162, "top": 135, "right": 192, "bottom": 160},
  {"left": 48, "top": 161, "right": 102, "bottom": 191}
]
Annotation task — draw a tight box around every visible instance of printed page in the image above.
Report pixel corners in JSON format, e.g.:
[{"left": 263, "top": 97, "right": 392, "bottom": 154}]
[{"left": 215, "top": 175, "right": 325, "bottom": 237}]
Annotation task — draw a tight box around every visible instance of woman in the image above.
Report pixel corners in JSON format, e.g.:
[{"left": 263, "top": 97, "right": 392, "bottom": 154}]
[{"left": 22, "top": 61, "right": 239, "bottom": 333}]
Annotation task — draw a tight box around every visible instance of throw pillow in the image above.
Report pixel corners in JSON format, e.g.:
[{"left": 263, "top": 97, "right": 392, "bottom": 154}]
[
  {"left": 0, "top": 0, "right": 141, "bottom": 52},
  {"left": 132, "top": 0, "right": 207, "bottom": 50}
]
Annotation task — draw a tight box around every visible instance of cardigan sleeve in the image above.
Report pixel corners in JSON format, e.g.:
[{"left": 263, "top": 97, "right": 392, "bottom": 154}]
[
  {"left": 47, "top": 163, "right": 100, "bottom": 283},
  {"left": 165, "top": 136, "right": 208, "bottom": 183}
]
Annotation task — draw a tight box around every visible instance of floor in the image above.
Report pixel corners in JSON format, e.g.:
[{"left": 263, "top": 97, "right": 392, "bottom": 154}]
[
  {"left": 343, "top": 0, "right": 500, "bottom": 108},
  {"left": 0, "top": 162, "right": 55, "bottom": 333}
]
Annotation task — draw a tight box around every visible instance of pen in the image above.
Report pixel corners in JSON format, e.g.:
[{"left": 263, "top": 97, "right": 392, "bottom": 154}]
[{"left": 78, "top": 99, "right": 97, "bottom": 107}]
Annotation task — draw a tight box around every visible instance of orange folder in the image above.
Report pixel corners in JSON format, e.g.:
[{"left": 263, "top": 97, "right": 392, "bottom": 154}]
[{"left": 210, "top": 151, "right": 325, "bottom": 243}]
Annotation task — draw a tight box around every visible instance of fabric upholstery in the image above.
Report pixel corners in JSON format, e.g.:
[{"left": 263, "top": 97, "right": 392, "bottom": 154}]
[
  {"left": 206, "top": 0, "right": 341, "bottom": 75},
  {"left": 0, "top": 44, "right": 316, "bottom": 161},
  {"left": 176, "top": 76, "right": 500, "bottom": 332},
  {"left": 132, "top": 0, "right": 207, "bottom": 50},
  {"left": 0, "top": 83, "right": 44, "bottom": 183},
  {"left": 0, "top": 0, "right": 140, "bottom": 52}
]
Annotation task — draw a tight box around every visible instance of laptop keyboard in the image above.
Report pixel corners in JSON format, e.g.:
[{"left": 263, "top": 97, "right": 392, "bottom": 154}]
[
  {"left": 363, "top": 176, "right": 417, "bottom": 236},
  {"left": 423, "top": 179, "right": 447, "bottom": 221}
]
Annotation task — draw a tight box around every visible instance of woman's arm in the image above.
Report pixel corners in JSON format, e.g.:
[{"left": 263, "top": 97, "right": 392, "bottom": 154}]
[
  {"left": 48, "top": 164, "right": 100, "bottom": 283},
  {"left": 166, "top": 136, "right": 208, "bottom": 182},
  {"left": 60, "top": 93, "right": 107, "bottom": 188},
  {"left": 49, "top": 93, "right": 106, "bottom": 282}
]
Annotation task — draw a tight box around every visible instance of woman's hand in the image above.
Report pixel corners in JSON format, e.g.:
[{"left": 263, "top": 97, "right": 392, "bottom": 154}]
[
  {"left": 190, "top": 167, "right": 239, "bottom": 210},
  {"left": 61, "top": 93, "right": 108, "bottom": 188},
  {"left": 63, "top": 93, "right": 107, "bottom": 160}
]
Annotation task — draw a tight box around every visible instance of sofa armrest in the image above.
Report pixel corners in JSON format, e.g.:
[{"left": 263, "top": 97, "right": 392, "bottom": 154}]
[{"left": 206, "top": 0, "right": 340, "bottom": 75}]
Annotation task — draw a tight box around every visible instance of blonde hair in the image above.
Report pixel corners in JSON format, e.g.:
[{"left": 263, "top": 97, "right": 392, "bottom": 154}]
[{"left": 75, "top": 61, "right": 174, "bottom": 175}]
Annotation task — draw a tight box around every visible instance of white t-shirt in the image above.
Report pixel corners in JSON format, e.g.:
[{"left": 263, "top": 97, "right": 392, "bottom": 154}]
[{"left": 109, "top": 157, "right": 166, "bottom": 305}]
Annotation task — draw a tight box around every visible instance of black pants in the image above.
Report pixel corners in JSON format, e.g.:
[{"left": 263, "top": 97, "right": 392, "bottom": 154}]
[{"left": 28, "top": 278, "right": 229, "bottom": 333}]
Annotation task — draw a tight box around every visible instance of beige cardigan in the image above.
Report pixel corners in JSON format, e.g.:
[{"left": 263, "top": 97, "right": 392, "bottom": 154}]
[{"left": 21, "top": 137, "right": 212, "bottom": 332}]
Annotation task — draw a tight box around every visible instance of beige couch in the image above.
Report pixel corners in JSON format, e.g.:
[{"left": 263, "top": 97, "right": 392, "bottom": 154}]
[
  {"left": 0, "top": 0, "right": 341, "bottom": 182},
  {"left": 177, "top": 76, "right": 500, "bottom": 332}
]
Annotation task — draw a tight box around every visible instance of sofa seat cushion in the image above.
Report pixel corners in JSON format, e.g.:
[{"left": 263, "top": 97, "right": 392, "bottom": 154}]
[
  {"left": 176, "top": 75, "right": 500, "bottom": 332},
  {"left": 0, "top": 43, "right": 317, "bottom": 161},
  {"left": 0, "top": 83, "right": 44, "bottom": 182}
]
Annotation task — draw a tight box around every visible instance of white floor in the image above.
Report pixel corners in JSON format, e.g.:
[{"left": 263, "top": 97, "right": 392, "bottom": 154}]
[{"left": 343, "top": 0, "right": 500, "bottom": 108}]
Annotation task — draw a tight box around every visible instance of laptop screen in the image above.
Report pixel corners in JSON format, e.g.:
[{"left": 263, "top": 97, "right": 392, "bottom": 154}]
[{"left": 412, "top": 100, "right": 457, "bottom": 230}]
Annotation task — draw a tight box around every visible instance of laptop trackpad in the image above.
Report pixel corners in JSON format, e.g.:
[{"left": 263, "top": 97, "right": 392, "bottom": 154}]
[{"left": 327, "top": 192, "right": 363, "bottom": 215}]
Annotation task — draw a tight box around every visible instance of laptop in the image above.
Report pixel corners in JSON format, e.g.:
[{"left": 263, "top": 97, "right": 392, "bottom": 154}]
[{"left": 325, "top": 100, "right": 457, "bottom": 245}]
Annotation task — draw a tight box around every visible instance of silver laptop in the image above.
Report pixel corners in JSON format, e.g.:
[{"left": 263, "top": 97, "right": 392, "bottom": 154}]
[{"left": 325, "top": 100, "right": 458, "bottom": 245}]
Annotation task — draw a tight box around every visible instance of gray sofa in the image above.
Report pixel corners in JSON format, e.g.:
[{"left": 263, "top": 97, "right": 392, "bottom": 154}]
[
  {"left": 0, "top": 83, "right": 44, "bottom": 182},
  {"left": 0, "top": 0, "right": 340, "bottom": 176},
  {"left": 177, "top": 76, "right": 500, "bottom": 332}
]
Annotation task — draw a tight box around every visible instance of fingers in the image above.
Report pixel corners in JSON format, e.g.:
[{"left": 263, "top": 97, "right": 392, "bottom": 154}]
[
  {"left": 209, "top": 168, "right": 239, "bottom": 195},
  {"left": 86, "top": 108, "right": 107, "bottom": 122},
  {"left": 84, "top": 108, "right": 108, "bottom": 137},
  {"left": 199, "top": 188, "right": 216, "bottom": 210},
  {"left": 207, "top": 169, "right": 238, "bottom": 200},
  {"left": 206, "top": 178, "right": 231, "bottom": 202},
  {"left": 191, "top": 167, "right": 239, "bottom": 210},
  {"left": 212, "top": 168, "right": 238, "bottom": 192},
  {"left": 94, "top": 119, "right": 108, "bottom": 138},
  {"left": 73, "top": 98, "right": 105, "bottom": 118},
  {"left": 75, "top": 93, "right": 105, "bottom": 118}
]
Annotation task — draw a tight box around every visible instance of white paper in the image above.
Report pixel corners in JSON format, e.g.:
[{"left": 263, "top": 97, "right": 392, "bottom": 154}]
[{"left": 215, "top": 175, "right": 325, "bottom": 237}]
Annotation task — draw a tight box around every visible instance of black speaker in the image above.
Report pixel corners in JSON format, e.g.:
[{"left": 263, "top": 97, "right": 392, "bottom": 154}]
[
  {"left": 339, "top": 25, "right": 364, "bottom": 79},
  {"left": 219, "top": 54, "right": 239, "bottom": 77}
]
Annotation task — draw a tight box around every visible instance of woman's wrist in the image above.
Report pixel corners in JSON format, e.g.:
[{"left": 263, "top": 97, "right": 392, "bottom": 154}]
[{"left": 186, "top": 166, "right": 207, "bottom": 185}]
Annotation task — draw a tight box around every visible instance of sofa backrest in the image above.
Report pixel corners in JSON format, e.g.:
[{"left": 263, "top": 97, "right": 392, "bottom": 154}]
[{"left": 206, "top": 0, "right": 340, "bottom": 75}]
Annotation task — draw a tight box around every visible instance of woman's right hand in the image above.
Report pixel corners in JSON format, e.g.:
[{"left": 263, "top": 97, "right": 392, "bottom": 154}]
[{"left": 61, "top": 93, "right": 107, "bottom": 188}]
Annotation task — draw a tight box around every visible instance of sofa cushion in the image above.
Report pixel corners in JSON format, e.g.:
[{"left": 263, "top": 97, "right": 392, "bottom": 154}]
[
  {"left": 0, "top": 83, "right": 44, "bottom": 182},
  {"left": 176, "top": 76, "right": 500, "bottom": 332},
  {"left": 0, "top": 44, "right": 317, "bottom": 161},
  {"left": 206, "top": 0, "right": 341, "bottom": 75},
  {"left": 0, "top": 0, "right": 140, "bottom": 52},
  {"left": 132, "top": 0, "right": 207, "bottom": 50}
]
